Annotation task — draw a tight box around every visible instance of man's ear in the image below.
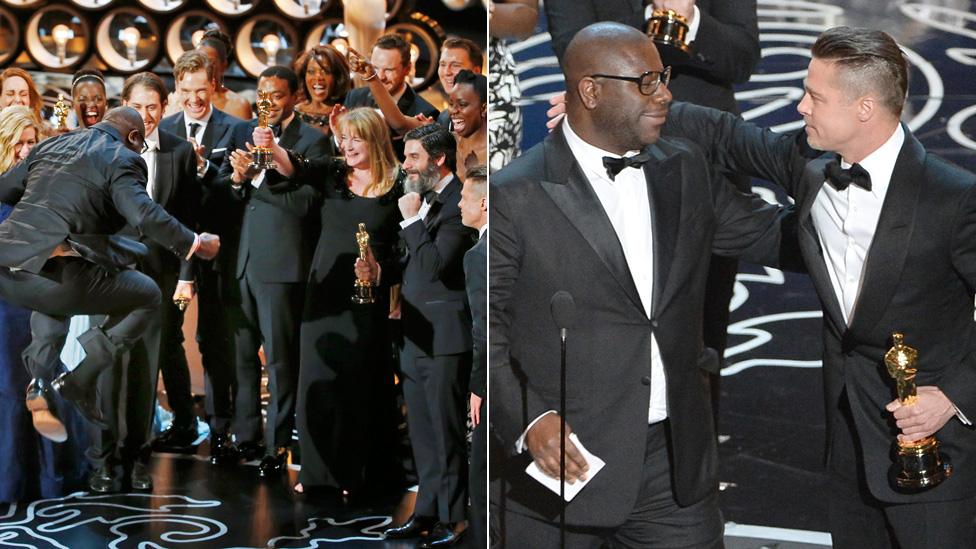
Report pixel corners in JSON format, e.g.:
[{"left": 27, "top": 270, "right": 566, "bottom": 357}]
[
  {"left": 434, "top": 152, "right": 447, "bottom": 168},
  {"left": 479, "top": 196, "right": 487, "bottom": 212},
  {"left": 578, "top": 77, "right": 600, "bottom": 110}
]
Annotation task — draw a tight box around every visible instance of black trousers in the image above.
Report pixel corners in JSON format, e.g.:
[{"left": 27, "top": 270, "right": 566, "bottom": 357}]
[
  {"left": 191, "top": 261, "right": 237, "bottom": 434},
  {"left": 400, "top": 347, "right": 470, "bottom": 523},
  {"left": 232, "top": 269, "right": 303, "bottom": 450},
  {"left": 88, "top": 261, "right": 185, "bottom": 468},
  {"left": 470, "top": 397, "right": 487, "bottom": 548},
  {"left": 491, "top": 422, "right": 724, "bottom": 549},
  {"left": 828, "top": 392, "right": 976, "bottom": 549}
]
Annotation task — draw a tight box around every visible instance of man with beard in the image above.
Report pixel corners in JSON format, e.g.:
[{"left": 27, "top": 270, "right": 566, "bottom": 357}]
[
  {"left": 0, "top": 107, "right": 219, "bottom": 449},
  {"left": 220, "top": 65, "right": 330, "bottom": 476},
  {"left": 383, "top": 123, "right": 476, "bottom": 547}
]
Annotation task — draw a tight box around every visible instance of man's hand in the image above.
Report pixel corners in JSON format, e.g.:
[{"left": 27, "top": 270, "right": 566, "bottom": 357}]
[
  {"left": 252, "top": 126, "right": 274, "bottom": 148},
  {"left": 173, "top": 280, "right": 196, "bottom": 303},
  {"left": 188, "top": 137, "right": 206, "bottom": 171},
  {"left": 470, "top": 393, "right": 483, "bottom": 427},
  {"left": 885, "top": 386, "right": 958, "bottom": 442},
  {"left": 229, "top": 148, "right": 257, "bottom": 184},
  {"left": 399, "top": 192, "right": 423, "bottom": 219},
  {"left": 525, "top": 413, "right": 590, "bottom": 483},
  {"left": 195, "top": 233, "right": 220, "bottom": 260},
  {"left": 546, "top": 92, "right": 567, "bottom": 131},
  {"left": 653, "top": 0, "right": 696, "bottom": 21},
  {"left": 354, "top": 245, "right": 380, "bottom": 284}
]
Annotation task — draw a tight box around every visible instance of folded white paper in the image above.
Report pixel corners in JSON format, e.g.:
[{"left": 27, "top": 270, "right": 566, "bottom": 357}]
[{"left": 525, "top": 433, "right": 605, "bottom": 502}]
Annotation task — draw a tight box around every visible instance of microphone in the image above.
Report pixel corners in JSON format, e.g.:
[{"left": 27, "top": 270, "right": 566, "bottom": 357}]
[
  {"left": 550, "top": 290, "right": 576, "bottom": 342},
  {"left": 550, "top": 291, "right": 575, "bottom": 547}
]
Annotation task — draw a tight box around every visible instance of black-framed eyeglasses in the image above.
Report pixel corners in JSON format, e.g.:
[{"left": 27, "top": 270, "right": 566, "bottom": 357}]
[{"left": 588, "top": 66, "right": 672, "bottom": 96}]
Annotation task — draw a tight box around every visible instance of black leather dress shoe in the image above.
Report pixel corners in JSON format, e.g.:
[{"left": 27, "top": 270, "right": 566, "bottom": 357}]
[
  {"left": 25, "top": 378, "right": 67, "bottom": 442},
  {"left": 130, "top": 462, "right": 153, "bottom": 491},
  {"left": 257, "top": 447, "right": 288, "bottom": 477},
  {"left": 238, "top": 440, "right": 266, "bottom": 462},
  {"left": 51, "top": 371, "right": 107, "bottom": 429},
  {"left": 88, "top": 465, "right": 121, "bottom": 494},
  {"left": 151, "top": 421, "right": 199, "bottom": 454},
  {"left": 209, "top": 434, "right": 238, "bottom": 465},
  {"left": 419, "top": 523, "right": 465, "bottom": 548},
  {"left": 383, "top": 515, "right": 437, "bottom": 539}
]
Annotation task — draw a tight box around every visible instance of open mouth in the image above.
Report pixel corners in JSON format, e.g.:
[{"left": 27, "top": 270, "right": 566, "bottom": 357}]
[
  {"left": 83, "top": 109, "right": 100, "bottom": 126},
  {"left": 451, "top": 118, "right": 466, "bottom": 132}
]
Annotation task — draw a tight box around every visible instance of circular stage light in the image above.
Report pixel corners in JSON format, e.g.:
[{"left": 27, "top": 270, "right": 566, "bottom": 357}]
[
  {"left": 0, "top": 6, "right": 20, "bottom": 67},
  {"left": 388, "top": 12, "right": 446, "bottom": 92},
  {"left": 206, "top": 0, "right": 259, "bottom": 17},
  {"left": 235, "top": 14, "right": 297, "bottom": 77},
  {"left": 138, "top": 0, "right": 188, "bottom": 14},
  {"left": 303, "top": 18, "right": 349, "bottom": 54},
  {"left": 271, "top": 0, "right": 334, "bottom": 21},
  {"left": 165, "top": 10, "right": 229, "bottom": 65},
  {"left": 94, "top": 7, "right": 161, "bottom": 74},
  {"left": 25, "top": 5, "right": 91, "bottom": 71},
  {"left": 69, "top": 0, "right": 114, "bottom": 10}
]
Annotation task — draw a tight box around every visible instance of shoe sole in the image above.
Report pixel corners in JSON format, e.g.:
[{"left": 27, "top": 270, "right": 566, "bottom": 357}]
[{"left": 26, "top": 396, "right": 67, "bottom": 443}]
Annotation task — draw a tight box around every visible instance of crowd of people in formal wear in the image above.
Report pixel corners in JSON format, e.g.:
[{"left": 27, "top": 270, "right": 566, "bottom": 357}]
[{"left": 0, "top": 26, "right": 487, "bottom": 549}]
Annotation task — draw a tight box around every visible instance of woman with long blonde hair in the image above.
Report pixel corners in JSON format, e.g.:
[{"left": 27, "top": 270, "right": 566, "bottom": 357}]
[
  {"left": 294, "top": 107, "right": 405, "bottom": 496},
  {"left": 0, "top": 106, "right": 38, "bottom": 173}
]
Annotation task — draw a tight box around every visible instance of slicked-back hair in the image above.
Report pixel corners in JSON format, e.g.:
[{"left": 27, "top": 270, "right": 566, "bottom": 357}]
[
  {"left": 464, "top": 164, "right": 487, "bottom": 198},
  {"left": 404, "top": 123, "right": 457, "bottom": 173},
  {"left": 121, "top": 72, "right": 167, "bottom": 104},
  {"left": 811, "top": 26, "right": 908, "bottom": 117},
  {"left": 174, "top": 50, "right": 215, "bottom": 83},
  {"left": 453, "top": 69, "right": 487, "bottom": 104},
  {"left": 259, "top": 65, "right": 299, "bottom": 94},
  {"left": 374, "top": 34, "right": 411, "bottom": 67},
  {"left": 442, "top": 37, "right": 484, "bottom": 71},
  {"left": 293, "top": 45, "right": 351, "bottom": 104}
]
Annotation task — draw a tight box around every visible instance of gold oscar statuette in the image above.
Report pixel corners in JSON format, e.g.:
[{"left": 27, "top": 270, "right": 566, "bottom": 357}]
[
  {"left": 645, "top": 9, "right": 692, "bottom": 55},
  {"left": 250, "top": 90, "right": 277, "bottom": 171},
  {"left": 884, "top": 332, "right": 952, "bottom": 491},
  {"left": 174, "top": 297, "right": 190, "bottom": 312},
  {"left": 54, "top": 94, "right": 69, "bottom": 130},
  {"left": 352, "top": 223, "right": 376, "bottom": 305}
]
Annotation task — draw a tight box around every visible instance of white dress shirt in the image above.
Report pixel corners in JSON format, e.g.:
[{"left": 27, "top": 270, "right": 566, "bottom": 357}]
[
  {"left": 812, "top": 125, "right": 903, "bottom": 324},
  {"left": 142, "top": 127, "right": 160, "bottom": 200},
  {"left": 184, "top": 107, "right": 213, "bottom": 142}
]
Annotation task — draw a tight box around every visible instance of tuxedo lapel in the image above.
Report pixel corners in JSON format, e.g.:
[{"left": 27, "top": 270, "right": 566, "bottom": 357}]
[
  {"left": 154, "top": 147, "right": 174, "bottom": 205},
  {"left": 847, "top": 131, "right": 924, "bottom": 336},
  {"left": 278, "top": 118, "right": 302, "bottom": 149},
  {"left": 539, "top": 130, "right": 644, "bottom": 315},
  {"left": 644, "top": 145, "right": 682, "bottom": 316}
]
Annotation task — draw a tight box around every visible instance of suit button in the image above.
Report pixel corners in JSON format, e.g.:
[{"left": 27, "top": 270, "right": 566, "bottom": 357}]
[
  {"left": 640, "top": 376, "right": 651, "bottom": 386},
  {"left": 650, "top": 319, "right": 659, "bottom": 328},
  {"left": 249, "top": 206, "right": 255, "bottom": 211}
]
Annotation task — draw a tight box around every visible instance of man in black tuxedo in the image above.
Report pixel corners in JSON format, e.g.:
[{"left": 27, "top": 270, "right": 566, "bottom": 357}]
[
  {"left": 159, "top": 50, "right": 250, "bottom": 460},
  {"left": 460, "top": 165, "right": 487, "bottom": 549},
  {"left": 490, "top": 24, "right": 785, "bottom": 547},
  {"left": 344, "top": 33, "right": 440, "bottom": 158},
  {"left": 376, "top": 123, "right": 474, "bottom": 548},
  {"left": 82, "top": 73, "right": 203, "bottom": 493},
  {"left": 665, "top": 27, "right": 976, "bottom": 548},
  {"left": 546, "top": 0, "right": 761, "bottom": 422},
  {"left": 0, "top": 108, "right": 219, "bottom": 446},
  {"left": 221, "top": 65, "right": 328, "bottom": 476}
]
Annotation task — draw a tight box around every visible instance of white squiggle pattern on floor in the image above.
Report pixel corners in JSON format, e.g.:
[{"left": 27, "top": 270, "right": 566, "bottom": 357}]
[
  {"left": 0, "top": 493, "right": 226, "bottom": 549},
  {"left": 258, "top": 515, "right": 393, "bottom": 548}
]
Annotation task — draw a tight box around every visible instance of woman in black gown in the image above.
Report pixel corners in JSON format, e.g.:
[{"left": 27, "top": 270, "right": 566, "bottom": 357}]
[{"left": 294, "top": 108, "right": 404, "bottom": 497}]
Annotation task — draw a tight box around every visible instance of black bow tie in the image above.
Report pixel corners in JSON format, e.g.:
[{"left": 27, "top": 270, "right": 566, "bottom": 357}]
[
  {"left": 423, "top": 189, "right": 438, "bottom": 205},
  {"left": 824, "top": 160, "right": 872, "bottom": 192},
  {"left": 602, "top": 152, "right": 651, "bottom": 181},
  {"left": 271, "top": 124, "right": 282, "bottom": 138}
]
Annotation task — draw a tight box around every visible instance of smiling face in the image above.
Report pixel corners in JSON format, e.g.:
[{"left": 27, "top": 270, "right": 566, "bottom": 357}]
[
  {"left": 371, "top": 46, "right": 410, "bottom": 96},
  {"left": 304, "top": 57, "right": 334, "bottom": 103},
  {"left": 14, "top": 125, "right": 37, "bottom": 161},
  {"left": 257, "top": 76, "right": 298, "bottom": 127},
  {"left": 73, "top": 80, "right": 107, "bottom": 128},
  {"left": 448, "top": 82, "right": 485, "bottom": 138},
  {"left": 177, "top": 69, "right": 215, "bottom": 120},
  {"left": 1, "top": 76, "right": 30, "bottom": 108},
  {"left": 438, "top": 47, "right": 477, "bottom": 90},
  {"left": 123, "top": 84, "right": 164, "bottom": 138},
  {"left": 339, "top": 126, "right": 369, "bottom": 169}
]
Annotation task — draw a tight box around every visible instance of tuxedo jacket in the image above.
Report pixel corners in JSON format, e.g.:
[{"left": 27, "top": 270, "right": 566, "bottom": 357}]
[
  {"left": 465, "top": 232, "right": 487, "bottom": 398},
  {"left": 159, "top": 108, "right": 251, "bottom": 237},
  {"left": 544, "top": 0, "right": 759, "bottom": 113},
  {"left": 666, "top": 101, "right": 976, "bottom": 504},
  {"left": 0, "top": 124, "right": 196, "bottom": 273},
  {"left": 117, "top": 128, "right": 200, "bottom": 282},
  {"left": 489, "top": 125, "right": 785, "bottom": 527},
  {"left": 218, "top": 117, "right": 330, "bottom": 284},
  {"left": 399, "top": 175, "right": 477, "bottom": 359}
]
